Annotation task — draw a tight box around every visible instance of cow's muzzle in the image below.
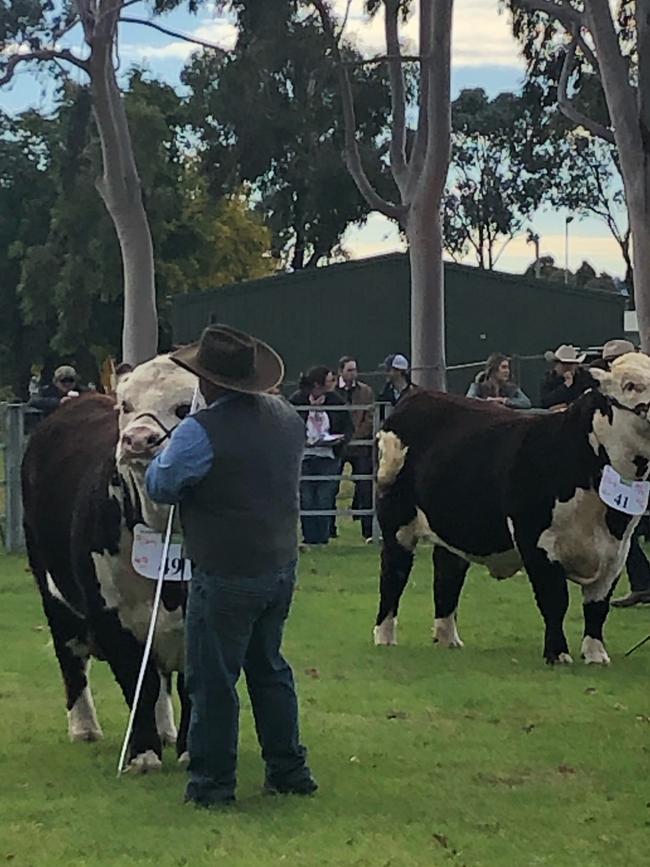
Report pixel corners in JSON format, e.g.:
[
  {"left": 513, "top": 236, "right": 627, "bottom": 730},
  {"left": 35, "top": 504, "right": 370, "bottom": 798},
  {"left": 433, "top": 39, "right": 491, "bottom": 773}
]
[{"left": 120, "top": 425, "right": 165, "bottom": 459}]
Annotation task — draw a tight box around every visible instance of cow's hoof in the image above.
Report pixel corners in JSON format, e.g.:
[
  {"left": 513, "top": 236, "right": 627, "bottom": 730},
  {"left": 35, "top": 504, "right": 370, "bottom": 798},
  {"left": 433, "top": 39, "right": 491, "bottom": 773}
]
[
  {"left": 128, "top": 750, "right": 163, "bottom": 774},
  {"left": 159, "top": 728, "right": 178, "bottom": 747},
  {"left": 547, "top": 652, "right": 573, "bottom": 665},
  {"left": 433, "top": 616, "right": 464, "bottom": 648},
  {"left": 373, "top": 617, "right": 397, "bottom": 646},
  {"left": 178, "top": 751, "right": 190, "bottom": 767},
  {"left": 581, "top": 637, "right": 611, "bottom": 665},
  {"left": 69, "top": 724, "right": 103, "bottom": 743},
  {"left": 67, "top": 689, "right": 103, "bottom": 742}
]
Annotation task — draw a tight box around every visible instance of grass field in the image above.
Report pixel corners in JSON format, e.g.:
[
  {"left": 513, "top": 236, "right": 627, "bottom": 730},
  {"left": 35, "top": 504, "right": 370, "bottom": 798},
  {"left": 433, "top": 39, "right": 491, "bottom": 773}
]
[{"left": 1, "top": 529, "right": 650, "bottom": 867}]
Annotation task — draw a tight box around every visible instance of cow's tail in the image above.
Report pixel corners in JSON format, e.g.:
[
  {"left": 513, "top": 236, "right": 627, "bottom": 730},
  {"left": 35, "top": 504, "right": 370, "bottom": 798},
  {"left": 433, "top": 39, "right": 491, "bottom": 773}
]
[{"left": 376, "top": 430, "right": 408, "bottom": 491}]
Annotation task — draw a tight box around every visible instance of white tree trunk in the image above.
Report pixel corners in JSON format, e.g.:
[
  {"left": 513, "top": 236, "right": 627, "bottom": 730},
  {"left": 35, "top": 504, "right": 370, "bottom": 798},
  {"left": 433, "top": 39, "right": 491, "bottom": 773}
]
[
  {"left": 627, "top": 196, "right": 650, "bottom": 352},
  {"left": 91, "top": 49, "right": 158, "bottom": 365},
  {"left": 407, "top": 207, "right": 446, "bottom": 390}
]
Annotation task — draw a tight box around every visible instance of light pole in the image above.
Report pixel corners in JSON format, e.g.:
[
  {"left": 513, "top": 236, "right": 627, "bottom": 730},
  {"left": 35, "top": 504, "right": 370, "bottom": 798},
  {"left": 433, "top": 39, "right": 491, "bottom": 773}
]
[
  {"left": 564, "top": 216, "right": 574, "bottom": 284},
  {"left": 526, "top": 229, "right": 541, "bottom": 278}
]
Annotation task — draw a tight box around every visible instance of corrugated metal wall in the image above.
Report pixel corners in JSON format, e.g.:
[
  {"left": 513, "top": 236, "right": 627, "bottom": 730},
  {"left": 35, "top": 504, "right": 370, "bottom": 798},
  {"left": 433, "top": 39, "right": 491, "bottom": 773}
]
[{"left": 172, "top": 253, "right": 625, "bottom": 402}]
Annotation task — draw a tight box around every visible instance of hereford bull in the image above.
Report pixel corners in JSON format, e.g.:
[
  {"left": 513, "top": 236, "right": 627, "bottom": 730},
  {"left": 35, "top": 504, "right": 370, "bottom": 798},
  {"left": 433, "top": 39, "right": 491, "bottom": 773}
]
[
  {"left": 22, "top": 356, "right": 199, "bottom": 771},
  {"left": 373, "top": 353, "right": 650, "bottom": 665}
]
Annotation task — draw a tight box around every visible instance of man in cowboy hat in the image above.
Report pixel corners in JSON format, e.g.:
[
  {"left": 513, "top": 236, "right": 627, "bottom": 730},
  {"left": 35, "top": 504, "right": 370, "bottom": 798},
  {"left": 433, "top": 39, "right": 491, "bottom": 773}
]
[
  {"left": 540, "top": 344, "right": 595, "bottom": 411},
  {"left": 145, "top": 324, "right": 317, "bottom": 807}
]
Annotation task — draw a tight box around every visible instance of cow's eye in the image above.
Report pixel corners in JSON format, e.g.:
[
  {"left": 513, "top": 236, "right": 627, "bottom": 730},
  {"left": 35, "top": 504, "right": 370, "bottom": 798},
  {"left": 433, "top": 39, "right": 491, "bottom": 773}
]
[
  {"left": 175, "top": 403, "right": 191, "bottom": 420},
  {"left": 121, "top": 400, "right": 134, "bottom": 414}
]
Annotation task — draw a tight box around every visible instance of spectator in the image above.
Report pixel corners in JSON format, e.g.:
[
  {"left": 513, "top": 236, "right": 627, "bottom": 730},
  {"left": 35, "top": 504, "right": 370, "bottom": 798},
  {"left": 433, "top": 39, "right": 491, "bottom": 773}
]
[
  {"left": 466, "top": 353, "right": 531, "bottom": 410},
  {"left": 378, "top": 353, "right": 417, "bottom": 407},
  {"left": 540, "top": 345, "right": 595, "bottom": 411},
  {"left": 592, "top": 339, "right": 650, "bottom": 607},
  {"left": 334, "top": 356, "right": 375, "bottom": 542},
  {"left": 290, "top": 367, "right": 353, "bottom": 546},
  {"left": 28, "top": 365, "right": 82, "bottom": 417}
]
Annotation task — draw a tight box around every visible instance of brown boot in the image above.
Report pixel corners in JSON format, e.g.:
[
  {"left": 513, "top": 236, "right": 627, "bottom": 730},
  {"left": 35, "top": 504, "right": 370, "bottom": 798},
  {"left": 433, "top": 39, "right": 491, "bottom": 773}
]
[{"left": 611, "top": 590, "right": 650, "bottom": 608}]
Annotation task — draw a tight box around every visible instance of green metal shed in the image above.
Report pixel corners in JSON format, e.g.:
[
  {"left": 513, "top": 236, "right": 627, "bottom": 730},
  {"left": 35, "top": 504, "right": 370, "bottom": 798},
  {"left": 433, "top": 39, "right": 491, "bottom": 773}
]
[{"left": 171, "top": 253, "right": 625, "bottom": 402}]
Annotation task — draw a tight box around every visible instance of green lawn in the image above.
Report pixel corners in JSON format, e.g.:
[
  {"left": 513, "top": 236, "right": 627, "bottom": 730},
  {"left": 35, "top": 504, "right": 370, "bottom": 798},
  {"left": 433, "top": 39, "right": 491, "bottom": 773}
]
[{"left": 1, "top": 531, "right": 650, "bottom": 867}]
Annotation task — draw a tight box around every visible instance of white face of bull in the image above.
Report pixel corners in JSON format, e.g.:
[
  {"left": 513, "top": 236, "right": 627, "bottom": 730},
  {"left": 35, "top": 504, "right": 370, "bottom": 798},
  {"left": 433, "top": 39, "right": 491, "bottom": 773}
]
[
  {"left": 116, "top": 355, "right": 200, "bottom": 465},
  {"left": 591, "top": 352, "right": 650, "bottom": 416},
  {"left": 591, "top": 352, "right": 650, "bottom": 475},
  {"left": 114, "top": 356, "right": 201, "bottom": 531}
]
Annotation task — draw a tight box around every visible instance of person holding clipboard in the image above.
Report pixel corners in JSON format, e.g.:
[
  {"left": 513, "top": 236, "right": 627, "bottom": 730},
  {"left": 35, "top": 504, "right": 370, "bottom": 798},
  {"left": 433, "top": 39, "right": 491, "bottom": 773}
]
[{"left": 290, "top": 366, "right": 353, "bottom": 546}]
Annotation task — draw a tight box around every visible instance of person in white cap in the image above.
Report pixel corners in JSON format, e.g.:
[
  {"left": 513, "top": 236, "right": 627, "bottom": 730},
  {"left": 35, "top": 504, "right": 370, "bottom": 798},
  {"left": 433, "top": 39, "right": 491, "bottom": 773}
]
[
  {"left": 539, "top": 344, "right": 595, "bottom": 411},
  {"left": 378, "top": 353, "right": 417, "bottom": 408}
]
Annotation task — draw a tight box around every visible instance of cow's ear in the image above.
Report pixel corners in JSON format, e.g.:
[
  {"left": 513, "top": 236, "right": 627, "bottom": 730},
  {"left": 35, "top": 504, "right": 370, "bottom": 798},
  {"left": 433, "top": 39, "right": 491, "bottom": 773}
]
[{"left": 589, "top": 367, "right": 612, "bottom": 392}]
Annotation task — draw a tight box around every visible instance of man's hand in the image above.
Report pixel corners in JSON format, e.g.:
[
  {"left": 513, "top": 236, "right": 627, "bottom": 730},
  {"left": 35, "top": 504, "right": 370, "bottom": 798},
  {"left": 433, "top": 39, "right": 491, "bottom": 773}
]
[{"left": 486, "top": 397, "right": 506, "bottom": 404}]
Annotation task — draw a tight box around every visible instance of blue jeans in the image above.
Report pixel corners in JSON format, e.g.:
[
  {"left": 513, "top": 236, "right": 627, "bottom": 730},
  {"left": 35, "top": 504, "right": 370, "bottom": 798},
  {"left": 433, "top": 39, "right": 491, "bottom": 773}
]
[
  {"left": 300, "top": 455, "right": 338, "bottom": 544},
  {"left": 184, "top": 562, "right": 311, "bottom": 805}
]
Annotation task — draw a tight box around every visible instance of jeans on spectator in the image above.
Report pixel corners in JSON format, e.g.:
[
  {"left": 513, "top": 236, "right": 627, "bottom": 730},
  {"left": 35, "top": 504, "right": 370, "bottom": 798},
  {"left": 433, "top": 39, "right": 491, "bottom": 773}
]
[
  {"left": 626, "top": 526, "right": 650, "bottom": 592},
  {"left": 184, "top": 562, "right": 311, "bottom": 805},
  {"left": 300, "top": 455, "right": 338, "bottom": 545}
]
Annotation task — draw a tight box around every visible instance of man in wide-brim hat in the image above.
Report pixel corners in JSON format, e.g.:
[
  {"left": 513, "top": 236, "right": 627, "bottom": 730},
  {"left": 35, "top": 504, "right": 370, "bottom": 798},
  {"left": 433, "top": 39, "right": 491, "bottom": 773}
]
[
  {"left": 540, "top": 343, "right": 595, "bottom": 411},
  {"left": 146, "top": 324, "right": 317, "bottom": 807}
]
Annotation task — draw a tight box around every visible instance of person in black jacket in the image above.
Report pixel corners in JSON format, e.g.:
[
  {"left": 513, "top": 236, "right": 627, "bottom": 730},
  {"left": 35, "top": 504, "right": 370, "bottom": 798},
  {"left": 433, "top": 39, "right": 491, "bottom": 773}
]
[
  {"left": 377, "top": 353, "right": 418, "bottom": 413},
  {"left": 539, "top": 345, "right": 595, "bottom": 410},
  {"left": 290, "top": 366, "right": 353, "bottom": 546},
  {"left": 28, "top": 365, "right": 82, "bottom": 417}
]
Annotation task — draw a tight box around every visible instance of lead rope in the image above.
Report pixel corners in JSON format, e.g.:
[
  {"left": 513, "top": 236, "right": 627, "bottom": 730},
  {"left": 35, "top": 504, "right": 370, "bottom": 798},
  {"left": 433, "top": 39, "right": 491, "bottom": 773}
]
[{"left": 117, "top": 382, "right": 201, "bottom": 777}]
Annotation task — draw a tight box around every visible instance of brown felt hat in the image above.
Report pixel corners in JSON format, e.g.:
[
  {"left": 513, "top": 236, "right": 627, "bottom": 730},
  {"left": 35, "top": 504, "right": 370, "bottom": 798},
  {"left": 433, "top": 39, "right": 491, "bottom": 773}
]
[{"left": 170, "top": 324, "right": 284, "bottom": 394}]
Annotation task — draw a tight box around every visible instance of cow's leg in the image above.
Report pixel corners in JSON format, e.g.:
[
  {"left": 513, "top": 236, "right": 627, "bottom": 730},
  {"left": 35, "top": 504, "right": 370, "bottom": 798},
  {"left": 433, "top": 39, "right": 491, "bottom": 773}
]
[
  {"left": 518, "top": 543, "right": 572, "bottom": 664},
  {"left": 91, "top": 608, "right": 162, "bottom": 772},
  {"left": 581, "top": 575, "right": 618, "bottom": 665},
  {"left": 36, "top": 573, "right": 103, "bottom": 742},
  {"left": 432, "top": 545, "right": 469, "bottom": 648},
  {"left": 176, "top": 673, "right": 191, "bottom": 766},
  {"left": 155, "top": 673, "right": 178, "bottom": 746},
  {"left": 373, "top": 534, "right": 414, "bottom": 646}
]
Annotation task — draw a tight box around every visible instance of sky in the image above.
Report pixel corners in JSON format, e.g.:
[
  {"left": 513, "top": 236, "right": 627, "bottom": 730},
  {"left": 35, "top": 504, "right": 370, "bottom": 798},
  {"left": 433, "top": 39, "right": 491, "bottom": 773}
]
[{"left": 0, "top": 0, "right": 627, "bottom": 280}]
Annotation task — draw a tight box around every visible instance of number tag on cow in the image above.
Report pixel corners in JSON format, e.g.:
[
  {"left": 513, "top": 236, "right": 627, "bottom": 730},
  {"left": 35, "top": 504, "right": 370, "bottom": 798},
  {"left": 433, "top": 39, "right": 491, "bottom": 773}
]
[
  {"left": 131, "top": 523, "right": 192, "bottom": 582},
  {"left": 598, "top": 465, "right": 650, "bottom": 516}
]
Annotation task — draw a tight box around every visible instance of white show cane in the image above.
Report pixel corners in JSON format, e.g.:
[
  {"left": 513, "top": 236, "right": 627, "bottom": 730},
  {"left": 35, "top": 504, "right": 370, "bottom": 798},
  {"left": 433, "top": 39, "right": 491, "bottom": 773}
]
[{"left": 116, "top": 381, "right": 201, "bottom": 777}]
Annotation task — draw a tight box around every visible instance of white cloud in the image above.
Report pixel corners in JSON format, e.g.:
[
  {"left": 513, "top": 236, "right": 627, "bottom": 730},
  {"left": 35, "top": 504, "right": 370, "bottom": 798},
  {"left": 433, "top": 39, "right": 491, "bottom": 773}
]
[
  {"left": 120, "top": 1, "right": 523, "bottom": 71},
  {"left": 333, "top": 0, "right": 522, "bottom": 69}
]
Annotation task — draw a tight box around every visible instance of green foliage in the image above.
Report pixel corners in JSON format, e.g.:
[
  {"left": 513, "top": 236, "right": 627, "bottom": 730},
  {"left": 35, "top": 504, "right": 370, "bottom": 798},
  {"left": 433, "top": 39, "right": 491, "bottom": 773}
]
[
  {"left": 443, "top": 88, "right": 562, "bottom": 270},
  {"left": 183, "top": 10, "right": 395, "bottom": 269},
  {"left": 0, "top": 72, "right": 275, "bottom": 394},
  {"left": 1, "top": 528, "right": 649, "bottom": 865}
]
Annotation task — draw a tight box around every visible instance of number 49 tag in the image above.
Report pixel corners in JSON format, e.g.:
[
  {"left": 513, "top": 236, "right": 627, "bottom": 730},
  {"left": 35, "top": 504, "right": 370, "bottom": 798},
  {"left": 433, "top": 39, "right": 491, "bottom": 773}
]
[{"left": 598, "top": 465, "right": 650, "bottom": 516}]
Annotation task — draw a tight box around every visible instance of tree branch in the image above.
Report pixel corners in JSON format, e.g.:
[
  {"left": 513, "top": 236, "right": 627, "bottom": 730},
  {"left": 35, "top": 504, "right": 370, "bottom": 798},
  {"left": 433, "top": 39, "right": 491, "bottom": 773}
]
[
  {"left": 0, "top": 48, "right": 89, "bottom": 86},
  {"left": 312, "top": 0, "right": 406, "bottom": 221},
  {"left": 515, "top": 0, "right": 584, "bottom": 29},
  {"left": 384, "top": 0, "right": 408, "bottom": 189},
  {"left": 119, "top": 17, "right": 227, "bottom": 55},
  {"left": 341, "top": 53, "right": 425, "bottom": 66},
  {"left": 558, "top": 35, "right": 615, "bottom": 144}
]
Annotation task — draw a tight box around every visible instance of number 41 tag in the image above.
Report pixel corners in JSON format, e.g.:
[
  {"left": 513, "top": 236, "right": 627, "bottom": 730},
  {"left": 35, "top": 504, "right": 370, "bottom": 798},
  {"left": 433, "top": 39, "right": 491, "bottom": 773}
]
[{"left": 598, "top": 465, "right": 650, "bottom": 516}]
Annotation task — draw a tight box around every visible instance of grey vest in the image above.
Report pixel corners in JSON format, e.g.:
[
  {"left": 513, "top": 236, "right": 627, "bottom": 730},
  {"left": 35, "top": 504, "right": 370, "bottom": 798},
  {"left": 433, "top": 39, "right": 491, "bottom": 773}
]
[{"left": 180, "top": 393, "right": 304, "bottom": 576}]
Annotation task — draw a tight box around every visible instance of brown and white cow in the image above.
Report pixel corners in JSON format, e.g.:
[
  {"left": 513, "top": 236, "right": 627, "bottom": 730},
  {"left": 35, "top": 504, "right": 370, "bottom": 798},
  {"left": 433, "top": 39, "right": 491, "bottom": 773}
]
[
  {"left": 22, "top": 356, "right": 200, "bottom": 771},
  {"left": 373, "top": 353, "right": 650, "bottom": 665}
]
